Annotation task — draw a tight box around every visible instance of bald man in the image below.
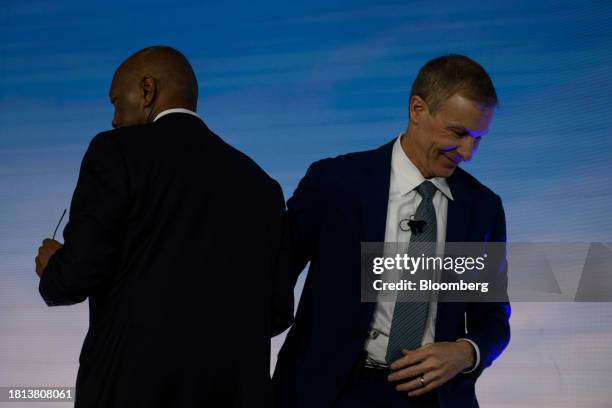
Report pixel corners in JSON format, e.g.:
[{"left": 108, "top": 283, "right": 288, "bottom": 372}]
[{"left": 35, "top": 46, "right": 292, "bottom": 407}]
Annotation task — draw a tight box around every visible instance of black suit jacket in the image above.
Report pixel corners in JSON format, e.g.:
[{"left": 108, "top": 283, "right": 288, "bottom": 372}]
[
  {"left": 40, "top": 113, "right": 292, "bottom": 407},
  {"left": 273, "top": 139, "right": 511, "bottom": 408}
]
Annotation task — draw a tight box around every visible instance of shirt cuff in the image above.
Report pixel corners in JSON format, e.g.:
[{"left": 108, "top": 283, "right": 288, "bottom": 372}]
[{"left": 456, "top": 338, "right": 480, "bottom": 374}]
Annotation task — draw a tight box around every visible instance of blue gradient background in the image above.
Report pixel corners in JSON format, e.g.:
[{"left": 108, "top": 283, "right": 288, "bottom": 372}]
[{"left": 1, "top": 1, "right": 611, "bottom": 406}]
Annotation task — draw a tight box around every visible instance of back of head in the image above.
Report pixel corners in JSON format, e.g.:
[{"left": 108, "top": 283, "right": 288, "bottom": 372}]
[
  {"left": 410, "top": 54, "right": 497, "bottom": 114},
  {"left": 110, "top": 46, "right": 199, "bottom": 127},
  {"left": 122, "top": 45, "right": 198, "bottom": 108}
]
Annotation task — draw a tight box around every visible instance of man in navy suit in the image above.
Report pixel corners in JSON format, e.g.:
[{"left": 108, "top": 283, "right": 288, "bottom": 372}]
[{"left": 274, "top": 55, "right": 511, "bottom": 407}]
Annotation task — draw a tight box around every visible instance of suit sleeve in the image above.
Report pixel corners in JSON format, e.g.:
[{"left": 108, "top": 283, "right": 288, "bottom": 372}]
[
  {"left": 270, "top": 181, "right": 295, "bottom": 336},
  {"left": 270, "top": 162, "right": 325, "bottom": 334},
  {"left": 39, "top": 133, "right": 129, "bottom": 306},
  {"left": 463, "top": 194, "right": 511, "bottom": 377},
  {"left": 284, "top": 161, "right": 324, "bottom": 284}
]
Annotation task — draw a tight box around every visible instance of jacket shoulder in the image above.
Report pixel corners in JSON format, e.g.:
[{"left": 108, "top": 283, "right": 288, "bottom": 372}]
[
  {"left": 90, "top": 122, "right": 282, "bottom": 198},
  {"left": 88, "top": 123, "right": 154, "bottom": 150},
  {"left": 452, "top": 166, "right": 502, "bottom": 203},
  {"left": 305, "top": 144, "right": 384, "bottom": 182},
  {"left": 220, "top": 139, "right": 284, "bottom": 196}
]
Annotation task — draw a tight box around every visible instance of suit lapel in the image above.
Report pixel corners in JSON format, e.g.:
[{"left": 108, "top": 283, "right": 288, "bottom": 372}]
[
  {"left": 445, "top": 169, "right": 472, "bottom": 243},
  {"left": 359, "top": 139, "right": 395, "bottom": 243},
  {"left": 358, "top": 144, "right": 473, "bottom": 244},
  {"left": 356, "top": 139, "right": 395, "bottom": 325},
  {"left": 436, "top": 168, "right": 473, "bottom": 340}
]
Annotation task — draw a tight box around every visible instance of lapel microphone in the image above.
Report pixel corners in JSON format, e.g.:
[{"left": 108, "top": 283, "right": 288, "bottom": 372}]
[{"left": 399, "top": 217, "right": 426, "bottom": 234}]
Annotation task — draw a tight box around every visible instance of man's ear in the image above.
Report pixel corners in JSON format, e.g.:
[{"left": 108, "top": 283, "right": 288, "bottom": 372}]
[
  {"left": 141, "top": 75, "right": 157, "bottom": 108},
  {"left": 409, "top": 95, "right": 429, "bottom": 125}
]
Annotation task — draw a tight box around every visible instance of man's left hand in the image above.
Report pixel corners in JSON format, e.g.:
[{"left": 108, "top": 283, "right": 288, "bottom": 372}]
[
  {"left": 387, "top": 341, "right": 475, "bottom": 397},
  {"left": 35, "top": 239, "right": 63, "bottom": 278}
]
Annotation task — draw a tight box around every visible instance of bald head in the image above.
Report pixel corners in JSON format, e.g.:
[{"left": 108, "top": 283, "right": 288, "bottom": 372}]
[{"left": 109, "top": 46, "right": 199, "bottom": 128}]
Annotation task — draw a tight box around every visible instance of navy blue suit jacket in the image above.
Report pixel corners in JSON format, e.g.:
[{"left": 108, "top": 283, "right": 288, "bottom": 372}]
[{"left": 273, "top": 139, "right": 511, "bottom": 408}]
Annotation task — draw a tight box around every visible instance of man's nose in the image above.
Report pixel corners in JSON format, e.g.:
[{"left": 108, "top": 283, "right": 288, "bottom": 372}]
[{"left": 457, "top": 136, "right": 476, "bottom": 162}]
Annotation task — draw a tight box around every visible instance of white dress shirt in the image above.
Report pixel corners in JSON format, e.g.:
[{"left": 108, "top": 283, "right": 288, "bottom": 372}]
[
  {"left": 364, "top": 134, "right": 480, "bottom": 373},
  {"left": 153, "top": 108, "right": 201, "bottom": 122}
]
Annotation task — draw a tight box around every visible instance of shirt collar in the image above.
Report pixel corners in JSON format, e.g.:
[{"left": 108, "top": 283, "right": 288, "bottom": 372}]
[
  {"left": 391, "top": 133, "right": 454, "bottom": 201},
  {"left": 153, "top": 108, "right": 201, "bottom": 122}
]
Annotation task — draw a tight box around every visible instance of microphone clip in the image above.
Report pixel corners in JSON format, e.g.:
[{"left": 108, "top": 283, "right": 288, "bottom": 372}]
[{"left": 399, "top": 216, "right": 426, "bottom": 235}]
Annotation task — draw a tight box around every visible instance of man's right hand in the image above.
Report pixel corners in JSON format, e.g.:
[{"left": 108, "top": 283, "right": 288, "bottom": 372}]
[{"left": 35, "top": 238, "right": 63, "bottom": 278}]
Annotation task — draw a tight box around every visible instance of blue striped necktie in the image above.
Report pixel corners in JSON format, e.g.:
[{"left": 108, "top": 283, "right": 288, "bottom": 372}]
[{"left": 386, "top": 180, "right": 438, "bottom": 364}]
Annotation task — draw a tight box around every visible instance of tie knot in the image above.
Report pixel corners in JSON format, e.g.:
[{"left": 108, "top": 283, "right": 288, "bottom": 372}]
[{"left": 415, "top": 180, "right": 437, "bottom": 200}]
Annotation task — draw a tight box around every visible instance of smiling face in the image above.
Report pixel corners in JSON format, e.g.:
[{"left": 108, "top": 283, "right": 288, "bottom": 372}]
[{"left": 403, "top": 93, "right": 494, "bottom": 179}]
